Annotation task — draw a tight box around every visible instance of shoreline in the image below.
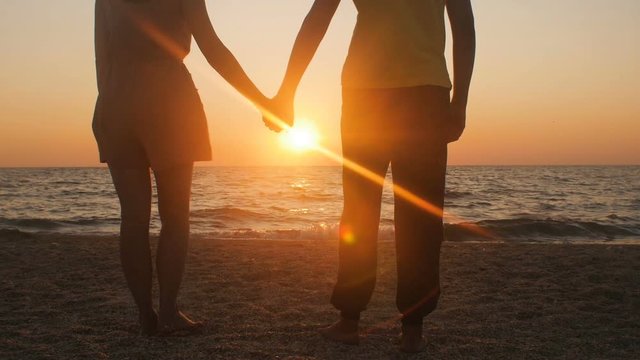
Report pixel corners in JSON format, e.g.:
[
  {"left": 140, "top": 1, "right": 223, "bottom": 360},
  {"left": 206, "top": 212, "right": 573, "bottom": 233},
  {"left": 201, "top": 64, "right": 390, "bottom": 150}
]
[
  {"left": 1, "top": 233, "right": 639, "bottom": 359},
  {"left": 2, "top": 228, "right": 639, "bottom": 246}
]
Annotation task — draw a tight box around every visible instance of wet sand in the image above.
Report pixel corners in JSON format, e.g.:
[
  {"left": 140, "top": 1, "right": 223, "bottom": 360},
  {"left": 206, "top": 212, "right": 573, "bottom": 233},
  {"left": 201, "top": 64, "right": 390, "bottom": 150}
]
[{"left": 1, "top": 231, "right": 639, "bottom": 359}]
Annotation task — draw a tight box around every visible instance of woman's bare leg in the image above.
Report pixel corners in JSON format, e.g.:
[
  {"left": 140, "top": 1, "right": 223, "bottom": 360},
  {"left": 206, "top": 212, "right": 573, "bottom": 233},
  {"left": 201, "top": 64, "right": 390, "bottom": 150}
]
[
  {"left": 153, "top": 163, "right": 201, "bottom": 331},
  {"left": 108, "top": 166, "right": 157, "bottom": 335}
]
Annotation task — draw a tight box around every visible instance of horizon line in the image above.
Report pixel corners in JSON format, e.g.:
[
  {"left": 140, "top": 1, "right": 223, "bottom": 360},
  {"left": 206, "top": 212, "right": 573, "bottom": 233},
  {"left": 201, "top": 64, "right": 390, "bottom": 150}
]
[{"left": 0, "top": 164, "right": 639, "bottom": 169}]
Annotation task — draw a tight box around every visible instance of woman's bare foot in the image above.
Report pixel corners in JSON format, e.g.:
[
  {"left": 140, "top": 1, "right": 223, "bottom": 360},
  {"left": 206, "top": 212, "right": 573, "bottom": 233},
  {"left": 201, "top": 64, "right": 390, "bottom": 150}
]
[
  {"left": 158, "top": 310, "right": 203, "bottom": 336},
  {"left": 319, "top": 317, "right": 360, "bottom": 345},
  {"left": 139, "top": 309, "right": 158, "bottom": 336},
  {"left": 398, "top": 324, "right": 426, "bottom": 353}
]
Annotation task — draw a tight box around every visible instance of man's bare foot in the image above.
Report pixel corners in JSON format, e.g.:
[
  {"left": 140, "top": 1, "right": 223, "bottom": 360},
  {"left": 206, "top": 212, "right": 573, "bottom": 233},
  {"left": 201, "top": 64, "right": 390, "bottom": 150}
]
[
  {"left": 319, "top": 317, "right": 360, "bottom": 345},
  {"left": 139, "top": 309, "right": 158, "bottom": 336},
  {"left": 398, "top": 324, "right": 426, "bottom": 353},
  {"left": 158, "top": 310, "right": 203, "bottom": 336}
]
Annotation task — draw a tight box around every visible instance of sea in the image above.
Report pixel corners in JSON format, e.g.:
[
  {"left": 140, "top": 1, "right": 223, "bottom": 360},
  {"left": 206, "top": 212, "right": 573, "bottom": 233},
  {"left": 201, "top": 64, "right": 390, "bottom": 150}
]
[{"left": 1, "top": 166, "right": 639, "bottom": 243}]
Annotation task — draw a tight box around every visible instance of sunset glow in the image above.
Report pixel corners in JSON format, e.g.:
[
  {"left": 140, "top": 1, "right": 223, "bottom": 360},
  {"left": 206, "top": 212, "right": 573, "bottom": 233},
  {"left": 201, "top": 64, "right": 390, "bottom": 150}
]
[{"left": 0, "top": 0, "right": 638, "bottom": 167}]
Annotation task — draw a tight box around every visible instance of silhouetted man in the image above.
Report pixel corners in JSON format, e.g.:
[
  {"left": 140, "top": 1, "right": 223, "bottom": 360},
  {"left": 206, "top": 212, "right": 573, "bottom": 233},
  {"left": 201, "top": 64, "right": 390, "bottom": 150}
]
[{"left": 264, "top": 0, "right": 475, "bottom": 352}]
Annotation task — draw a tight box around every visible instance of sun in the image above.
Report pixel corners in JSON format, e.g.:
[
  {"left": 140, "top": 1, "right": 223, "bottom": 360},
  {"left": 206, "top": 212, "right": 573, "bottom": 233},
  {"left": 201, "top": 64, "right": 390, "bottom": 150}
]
[{"left": 279, "top": 119, "right": 320, "bottom": 152}]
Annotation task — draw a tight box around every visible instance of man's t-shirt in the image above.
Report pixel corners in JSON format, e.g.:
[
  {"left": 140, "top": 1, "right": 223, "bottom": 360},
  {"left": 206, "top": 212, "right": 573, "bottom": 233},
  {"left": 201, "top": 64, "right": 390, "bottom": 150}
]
[{"left": 342, "top": 0, "right": 452, "bottom": 89}]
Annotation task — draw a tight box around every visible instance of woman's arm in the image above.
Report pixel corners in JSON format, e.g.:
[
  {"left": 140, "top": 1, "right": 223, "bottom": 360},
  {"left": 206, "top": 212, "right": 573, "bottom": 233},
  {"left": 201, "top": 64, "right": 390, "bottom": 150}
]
[
  {"left": 263, "top": 0, "right": 341, "bottom": 132},
  {"left": 446, "top": 0, "right": 476, "bottom": 142},
  {"left": 95, "top": 0, "right": 110, "bottom": 94},
  {"left": 182, "top": 0, "right": 268, "bottom": 109}
]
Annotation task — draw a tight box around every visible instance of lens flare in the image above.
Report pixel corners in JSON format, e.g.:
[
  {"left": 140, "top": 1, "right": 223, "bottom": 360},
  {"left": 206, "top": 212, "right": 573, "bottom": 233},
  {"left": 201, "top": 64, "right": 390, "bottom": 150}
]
[
  {"left": 340, "top": 227, "right": 356, "bottom": 245},
  {"left": 279, "top": 119, "right": 320, "bottom": 152}
]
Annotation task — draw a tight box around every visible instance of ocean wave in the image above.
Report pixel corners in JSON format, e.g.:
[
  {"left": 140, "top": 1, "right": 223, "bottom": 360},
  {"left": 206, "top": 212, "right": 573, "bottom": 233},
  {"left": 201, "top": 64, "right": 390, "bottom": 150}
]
[
  {"left": 200, "top": 229, "right": 304, "bottom": 240},
  {"left": 2, "top": 217, "right": 639, "bottom": 243},
  {"left": 190, "top": 207, "right": 273, "bottom": 222},
  {"left": 191, "top": 218, "right": 640, "bottom": 242},
  {"left": 0, "top": 228, "right": 34, "bottom": 240},
  {"left": 0, "top": 218, "right": 65, "bottom": 230},
  {"left": 0, "top": 217, "right": 119, "bottom": 231},
  {"left": 445, "top": 218, "right": 640, "bottom": 242},
  {"left": 445, "top": 190, "right": 473, "bottom": 199},
  {"left": 290, "top": 193, "right": 338, "bottom": 201},
  {"left": 606, "top": 214, "right": 635, "bottom": 221}
]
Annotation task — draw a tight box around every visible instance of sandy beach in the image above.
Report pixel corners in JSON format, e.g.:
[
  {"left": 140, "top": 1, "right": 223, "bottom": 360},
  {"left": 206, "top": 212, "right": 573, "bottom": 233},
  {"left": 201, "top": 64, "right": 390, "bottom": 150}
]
[{"left": 1, "top": 230, "right": 639, "bottom": 359}]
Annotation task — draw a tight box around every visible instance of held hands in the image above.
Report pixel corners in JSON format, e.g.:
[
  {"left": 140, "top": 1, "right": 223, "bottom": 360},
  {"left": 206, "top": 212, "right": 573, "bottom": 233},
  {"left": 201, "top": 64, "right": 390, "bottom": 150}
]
[
  {"left": 262, "top": 92, "right": 295, "bottom": 133},
  {"left": 446, "top": 101, "right": 467, "bottom": 143}
]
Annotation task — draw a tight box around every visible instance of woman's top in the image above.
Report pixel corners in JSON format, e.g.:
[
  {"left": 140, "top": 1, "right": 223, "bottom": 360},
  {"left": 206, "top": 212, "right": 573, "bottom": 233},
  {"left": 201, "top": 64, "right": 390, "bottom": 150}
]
[{"left": 93, "top": 0, "right": 211, "bottom": 168}]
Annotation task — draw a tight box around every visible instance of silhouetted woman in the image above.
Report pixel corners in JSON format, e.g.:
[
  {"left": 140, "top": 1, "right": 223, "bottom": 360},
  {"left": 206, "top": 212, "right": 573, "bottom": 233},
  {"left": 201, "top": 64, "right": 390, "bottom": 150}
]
[{"left": 93, "top": 0, "right": 267, "bottom": 335}]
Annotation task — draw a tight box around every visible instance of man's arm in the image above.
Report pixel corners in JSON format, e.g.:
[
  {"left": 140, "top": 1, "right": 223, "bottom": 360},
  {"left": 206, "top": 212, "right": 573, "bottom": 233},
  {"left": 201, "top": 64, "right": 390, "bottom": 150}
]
[
  {"left": 264, "top": 0, "right": 341, "bottom": 132},
  {"left": 182, "top": 0, "right": 268, "bottom": 109},
  {"left": 95, "top": 0, "right": 110, "bottom": 94},
  {"left": 446, "top": 0, "right": 476, "bottom": 142}
]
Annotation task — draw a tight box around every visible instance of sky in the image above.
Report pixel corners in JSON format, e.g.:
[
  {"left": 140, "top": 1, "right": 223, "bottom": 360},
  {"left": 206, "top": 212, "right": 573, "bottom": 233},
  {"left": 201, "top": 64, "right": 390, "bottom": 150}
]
[{"left": 0, "top": 0, "right": 638, "bottom": 167}]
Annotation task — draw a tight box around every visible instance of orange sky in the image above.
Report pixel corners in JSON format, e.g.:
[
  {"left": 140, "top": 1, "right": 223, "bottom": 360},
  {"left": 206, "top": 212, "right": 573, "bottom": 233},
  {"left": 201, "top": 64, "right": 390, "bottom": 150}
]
[{"left": 0, "top": 0, "right": 638, "bottom": 167}]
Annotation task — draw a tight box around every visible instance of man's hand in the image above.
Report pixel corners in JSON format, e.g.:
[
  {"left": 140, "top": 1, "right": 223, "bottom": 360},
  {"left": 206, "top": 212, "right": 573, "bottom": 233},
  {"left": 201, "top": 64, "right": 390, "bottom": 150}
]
[
  {"left": 446, "top": 0, "right": 475, "bottom": 143},
  {"left": 446, "top": 101, "right": 467, "bottom": 143},
  {"left": 262, "top": 93, "right": 294, "bottom": 133}
]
